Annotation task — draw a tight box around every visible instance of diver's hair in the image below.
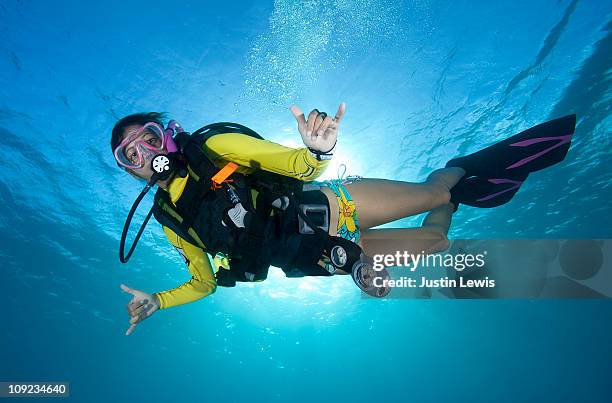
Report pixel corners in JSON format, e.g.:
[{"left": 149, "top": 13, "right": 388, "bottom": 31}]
[{"left": 110, "top": 112, "right": 167, "bottom": 155}]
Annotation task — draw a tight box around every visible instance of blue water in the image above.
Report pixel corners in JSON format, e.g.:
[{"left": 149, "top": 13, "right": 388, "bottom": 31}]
[{"left": 1, "top": 0, "right": 611, "bottom": 402}]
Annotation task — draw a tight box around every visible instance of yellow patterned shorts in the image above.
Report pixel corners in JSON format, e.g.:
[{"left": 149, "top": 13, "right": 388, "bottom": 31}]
[{"left": 319, "top": 177, "right": 362, "bottom": 243}]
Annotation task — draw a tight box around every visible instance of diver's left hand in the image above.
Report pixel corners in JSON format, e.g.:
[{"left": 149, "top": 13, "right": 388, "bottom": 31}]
[
  {"left": 120, "top": 283, "right": 159, "bottom": 336},
  {"left": 290, "top": 102, "right": 346, "bottom": 154}
]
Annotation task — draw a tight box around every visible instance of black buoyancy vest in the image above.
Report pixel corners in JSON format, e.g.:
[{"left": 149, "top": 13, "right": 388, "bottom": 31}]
[{"left": 151, "top": 122, "right": 332, "bottom": 283}]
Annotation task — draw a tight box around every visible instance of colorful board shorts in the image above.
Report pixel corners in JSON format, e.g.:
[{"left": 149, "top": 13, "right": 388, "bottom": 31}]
[{"left": 317, "top": 177, "right": 362, "bottom": 244}]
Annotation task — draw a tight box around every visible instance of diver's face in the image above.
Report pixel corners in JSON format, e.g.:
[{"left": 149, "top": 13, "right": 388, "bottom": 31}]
[{"left": 120, "top": 124, "right": 164, "bottom": 182}]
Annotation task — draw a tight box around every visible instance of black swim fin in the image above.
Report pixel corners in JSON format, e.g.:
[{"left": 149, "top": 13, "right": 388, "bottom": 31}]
[
  {"left": 446, "top": 114, "right": 576, "bottom": 209},
  {"left": 448, "top": 174, "right": 529, "bottom": 208}
]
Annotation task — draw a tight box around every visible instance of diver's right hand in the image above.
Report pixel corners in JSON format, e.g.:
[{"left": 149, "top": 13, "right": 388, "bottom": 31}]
[
  {"left": 290, "top": 102, "right": 346, "bottom": 153},
  {"left": 120, "top": 284, "right": 160, "bottom": 336}
]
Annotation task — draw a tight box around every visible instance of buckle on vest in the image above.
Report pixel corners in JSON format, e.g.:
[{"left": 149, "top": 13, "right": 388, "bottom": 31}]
[{"left": 298, "top": 204, "right": 329, "bottom": 234}]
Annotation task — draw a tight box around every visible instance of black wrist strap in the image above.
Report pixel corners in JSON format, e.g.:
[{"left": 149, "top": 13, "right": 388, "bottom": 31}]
[{"left": 308, "top": 141, "right": 337, "bottom": 161}]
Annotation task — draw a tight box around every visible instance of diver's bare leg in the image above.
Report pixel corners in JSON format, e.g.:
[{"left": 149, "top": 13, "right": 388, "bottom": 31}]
[
  {"left": 360, "top": 203, "right": 455, "bottom": 258},
  {"left": 332, "top": 203, "right": 455, "bottom": 275},
  {"left": 322, "top": 167, "right": 464, "bottom": 233}
]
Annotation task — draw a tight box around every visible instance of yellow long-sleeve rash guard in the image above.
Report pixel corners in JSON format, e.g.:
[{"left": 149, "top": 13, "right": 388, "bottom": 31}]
[{"left": 154, "top": 132, "right": 330, "bottom": 309}]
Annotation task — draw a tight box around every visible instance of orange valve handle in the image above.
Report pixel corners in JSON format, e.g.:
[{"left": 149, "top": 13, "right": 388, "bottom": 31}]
[{"left": 211, "top": 162, "right": 238, "bottom": 186}]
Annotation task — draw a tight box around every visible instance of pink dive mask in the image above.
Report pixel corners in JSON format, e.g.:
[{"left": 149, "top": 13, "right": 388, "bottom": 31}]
[{"left": 114, "top": 121, "right": 180, "bottom": 170}]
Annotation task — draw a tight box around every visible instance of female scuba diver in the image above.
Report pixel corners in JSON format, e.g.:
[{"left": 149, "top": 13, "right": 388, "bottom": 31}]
[{"left": 112, "top": 102, "right": 576, "bottom": 335}]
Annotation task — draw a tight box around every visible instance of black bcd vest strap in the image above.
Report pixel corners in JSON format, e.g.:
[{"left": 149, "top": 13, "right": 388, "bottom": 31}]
[{"left": 152, "top": 191, "right": 200, "bottom": 246}]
